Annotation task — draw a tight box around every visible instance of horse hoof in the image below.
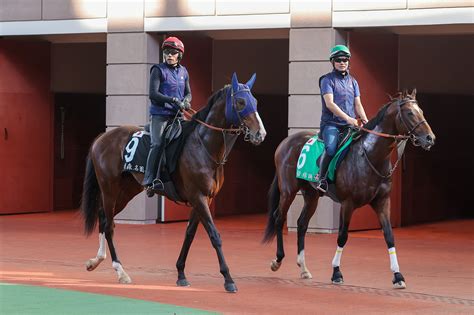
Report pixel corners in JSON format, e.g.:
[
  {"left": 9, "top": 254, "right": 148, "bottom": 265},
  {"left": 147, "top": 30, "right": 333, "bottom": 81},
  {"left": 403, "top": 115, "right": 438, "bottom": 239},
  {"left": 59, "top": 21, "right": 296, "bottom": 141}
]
[
  {"left": 332, "top": 278, "right": 344, "bottom": 285},
  {"left": 393, "top": 281, "right": 406, "bottom": 289},
  {"left": 118, "top": 275, "right": 132, "bottom": 284},
  {"left": 270, "top": 259, "right": 281, "bottom": 272},
  {"left": 224, "top": 282, "right": 238, "bottom": 293},
  {"left": 176, "top": 278, "right": 190, "bottom": 287},
  {"left": 86, "top": 259, "right": 98, "bottom": 271},
  {"left": 301, "top": 271, "right": 313, "bottom": 279}
]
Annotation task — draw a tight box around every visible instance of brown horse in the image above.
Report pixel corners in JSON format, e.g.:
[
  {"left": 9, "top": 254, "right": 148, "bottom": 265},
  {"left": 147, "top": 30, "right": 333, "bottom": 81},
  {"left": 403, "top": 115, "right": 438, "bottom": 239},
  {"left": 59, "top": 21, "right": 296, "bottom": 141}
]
[
  {"left": 263, "top": 89, "right": 435, "bottom": 289},
  {"left": 81, "top": 73, "right": 266, "bottom": 292}
]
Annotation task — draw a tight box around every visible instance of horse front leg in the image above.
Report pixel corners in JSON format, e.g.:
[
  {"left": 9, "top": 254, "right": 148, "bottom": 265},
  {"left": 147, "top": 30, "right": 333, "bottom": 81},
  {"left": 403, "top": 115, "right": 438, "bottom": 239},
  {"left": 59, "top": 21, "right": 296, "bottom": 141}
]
[
  {"left": 296, "top": 188, "right": 319, "bottom": 279},
  {"left": 176, "top": 210, "right": 199, "bottom": 287},
  {"left": 331, "top": 202, "right": 354, "bottom": 285},
  {"left": 86, "top": 208, "right": 107, "bottom": 271},
  {"left": 371, "top": 195, "right": 406, "bottom": 289},
  {"left": 194, "top": 197, "right": 237, "bottom": 293}
]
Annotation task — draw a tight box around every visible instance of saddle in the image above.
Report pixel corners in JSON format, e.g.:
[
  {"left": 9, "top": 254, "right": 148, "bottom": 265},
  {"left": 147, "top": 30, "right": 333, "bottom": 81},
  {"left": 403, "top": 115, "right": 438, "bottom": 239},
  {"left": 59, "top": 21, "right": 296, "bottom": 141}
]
[{"left": 123, "top": 118, "right": 197, "bottom": 203}]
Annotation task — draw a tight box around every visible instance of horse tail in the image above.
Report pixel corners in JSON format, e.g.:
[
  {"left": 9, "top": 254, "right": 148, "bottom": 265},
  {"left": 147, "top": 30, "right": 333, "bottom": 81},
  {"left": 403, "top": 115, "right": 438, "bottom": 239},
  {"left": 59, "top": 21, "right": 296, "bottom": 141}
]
[
  {"left": 262, "top": 174, "right": 280, "bottom": 244},
  {"left": 81, "top": 153, "right": 101, "bottom": 236}
]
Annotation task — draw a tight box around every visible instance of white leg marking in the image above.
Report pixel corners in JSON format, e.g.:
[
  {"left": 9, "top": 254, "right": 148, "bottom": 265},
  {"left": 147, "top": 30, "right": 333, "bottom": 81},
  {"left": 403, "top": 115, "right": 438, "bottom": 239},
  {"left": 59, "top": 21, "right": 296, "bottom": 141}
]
[
  {"left": 85, "top": 233, "right": 107, "bottom": 271},
  {"left": 332, "top": 246, "right": 344, "bottom": 267},
  {"left": 388, "top": 247, "right": 400, "bottom": 273},
  {"left": 297, "top": 250, "right": 312, "bottom": 279},
  {"left": 113, "top": 261, "right": 132, "bottom": 284}
]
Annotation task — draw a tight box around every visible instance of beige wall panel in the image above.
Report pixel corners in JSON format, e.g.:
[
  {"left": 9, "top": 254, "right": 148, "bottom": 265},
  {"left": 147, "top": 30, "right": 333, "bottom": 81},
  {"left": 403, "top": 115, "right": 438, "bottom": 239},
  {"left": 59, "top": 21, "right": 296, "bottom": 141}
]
[
  {"left": 107, "top": 33, "right": 160, "bottom": 64},
  {"left": 287, "top": 194, "right": 339, "bottom": 233},
  {"left": 288, "top": 95, "right": 321, "bottom": 128},
  {"left": 290, "top": 0, "right": 331, "bottom": 28},
  {"left": 42, "top": 0, "right": 106, "bottom": 20},
  {"left": 409, "top": 0, "right": 473, "bottom": 8},
  {"left": 115, "top": 193, "right": 160, "bottom": 224},
  {"left": 216, "top": 0, "right": 289, "bottom": 15},
  {"left": 288, "top": 128, "right": 318, "bottom": 136},
  {"left": 51, "top": 43, "right": 106, "bottom": 93},
  {"left": 333, "top": 0, "right": 407, "bottom": 11},
  {"left": 0, "top": 0, "right": 41, "bottom": 21},
  {"left": 107, "top": 64, "right": 149, "bottom": 95},
  {"left": 108, "top": 0, "right": 144, "bottom": 32},
  {"left": 290, "top": 28, "right": 334, "bottom": 61},
  {"left": 289, "top": 61, "right": 332, "bottom": 95},
  {"left": 106, "top": 95, "right": 149, "bottom": 126},
  {"left": 145, "top": 0, "right": 215, "bottom": 17}
]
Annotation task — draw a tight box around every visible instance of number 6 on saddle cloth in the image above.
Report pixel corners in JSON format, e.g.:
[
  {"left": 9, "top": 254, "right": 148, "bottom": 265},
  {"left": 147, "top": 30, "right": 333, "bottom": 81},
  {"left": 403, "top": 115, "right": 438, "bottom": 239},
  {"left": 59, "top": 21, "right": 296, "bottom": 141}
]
[{"left": 122, "top": 116, "right": 186, "bottom": 202}]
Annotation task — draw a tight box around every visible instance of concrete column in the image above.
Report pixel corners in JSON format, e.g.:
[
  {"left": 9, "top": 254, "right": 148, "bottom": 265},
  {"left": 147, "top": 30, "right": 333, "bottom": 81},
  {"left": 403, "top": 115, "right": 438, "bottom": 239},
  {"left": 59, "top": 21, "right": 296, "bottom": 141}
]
[
  {"left": 106, "top": 1, "right": 162, "bottom": 224},
  {"left": 287, "top": 1, "right": 346, "bottom": 233}
]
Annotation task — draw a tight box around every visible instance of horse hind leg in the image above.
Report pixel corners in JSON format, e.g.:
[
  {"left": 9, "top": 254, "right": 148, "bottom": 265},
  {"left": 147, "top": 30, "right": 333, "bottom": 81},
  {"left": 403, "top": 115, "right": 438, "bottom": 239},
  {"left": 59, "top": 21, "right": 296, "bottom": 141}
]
[
  {"left": 86, "top": 207, "right": 107, "bottom": 271},
  {"left": 296, "top": 187, "right": 319, "bottom": 279},
  {"left": 102, "top": 184, "right": 139, "bottom": 284}
]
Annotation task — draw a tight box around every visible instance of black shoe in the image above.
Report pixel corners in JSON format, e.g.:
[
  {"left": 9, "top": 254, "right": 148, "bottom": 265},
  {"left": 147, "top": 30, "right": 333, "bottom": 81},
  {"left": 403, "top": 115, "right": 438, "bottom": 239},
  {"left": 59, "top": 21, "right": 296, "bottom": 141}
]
[{"left": 144, "top": 179, "right": 164, "bottom": 197}]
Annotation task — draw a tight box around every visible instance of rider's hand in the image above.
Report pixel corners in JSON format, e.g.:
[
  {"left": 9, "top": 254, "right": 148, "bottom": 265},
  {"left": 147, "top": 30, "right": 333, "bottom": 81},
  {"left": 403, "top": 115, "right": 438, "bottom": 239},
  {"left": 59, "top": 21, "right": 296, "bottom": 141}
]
[
  {"left": 177, "top": 101, "right": 186, "bottom": 111},
  {"left": 183, "top": 101, "right": 191, "bottom": 110},
  {"left": 347, "top": 117, "right": 359, "bottom": 127},
  {"left": 171, "top": 97, "right": 180, "bottom": 105}
]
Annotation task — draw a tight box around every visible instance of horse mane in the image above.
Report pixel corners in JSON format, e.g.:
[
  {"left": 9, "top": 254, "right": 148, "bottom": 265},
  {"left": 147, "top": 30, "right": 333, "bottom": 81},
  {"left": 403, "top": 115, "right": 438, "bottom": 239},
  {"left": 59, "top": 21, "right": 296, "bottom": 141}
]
[
  {"left": 192, "top": 87, "right": 226, "bottom": 122},
  {"left": 362, "top": 101, "right": 392, "bottom": 131}
]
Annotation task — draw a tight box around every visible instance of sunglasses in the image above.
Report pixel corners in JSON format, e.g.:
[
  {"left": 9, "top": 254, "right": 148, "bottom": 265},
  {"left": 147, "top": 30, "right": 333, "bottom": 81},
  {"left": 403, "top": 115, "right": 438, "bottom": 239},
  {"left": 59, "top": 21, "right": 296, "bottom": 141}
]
[
  {"left": 334, "top": 58, "right": 349, "bottom": 63},
  {"left": 163, "top": 49, "right": 179, "bottom": 55}
]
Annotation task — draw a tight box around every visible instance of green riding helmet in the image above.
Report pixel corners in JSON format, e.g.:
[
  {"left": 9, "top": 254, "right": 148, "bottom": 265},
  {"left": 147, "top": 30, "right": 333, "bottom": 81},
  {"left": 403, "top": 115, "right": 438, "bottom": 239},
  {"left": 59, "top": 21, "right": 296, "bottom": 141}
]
[{"left": 329, "top": 45, "right": 351, "bottom": 60}]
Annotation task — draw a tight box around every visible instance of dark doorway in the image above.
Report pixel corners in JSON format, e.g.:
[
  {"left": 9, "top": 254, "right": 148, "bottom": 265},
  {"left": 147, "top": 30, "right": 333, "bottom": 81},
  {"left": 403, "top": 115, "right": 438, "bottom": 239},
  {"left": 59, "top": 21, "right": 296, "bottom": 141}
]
[
  {"left": 401, "top": 93, "right": 474, "bottom": 225},
  {"left": 53, "top": 93, "right": 105, "bottom": 210}
]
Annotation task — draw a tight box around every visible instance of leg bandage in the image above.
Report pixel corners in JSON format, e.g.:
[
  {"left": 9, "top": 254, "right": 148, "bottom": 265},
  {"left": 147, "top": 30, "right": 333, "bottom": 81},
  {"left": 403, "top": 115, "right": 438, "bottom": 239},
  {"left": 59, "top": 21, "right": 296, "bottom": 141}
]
[
  {"left": 388, "top": 247, "right": 400, "bottom": 273},
  {"left": 332, "top": 246, "right": 344, "bottom": 267}
]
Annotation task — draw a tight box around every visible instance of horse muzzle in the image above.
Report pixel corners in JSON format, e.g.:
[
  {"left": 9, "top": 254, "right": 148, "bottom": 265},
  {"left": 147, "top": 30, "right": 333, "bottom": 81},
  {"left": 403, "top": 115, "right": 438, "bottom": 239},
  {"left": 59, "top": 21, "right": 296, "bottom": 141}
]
[
  {"left": 249, "top": 130, "right": 266, "bottom": 145},
  {"left": 411, "top": 133, "right": 435, "bottom": 151}
]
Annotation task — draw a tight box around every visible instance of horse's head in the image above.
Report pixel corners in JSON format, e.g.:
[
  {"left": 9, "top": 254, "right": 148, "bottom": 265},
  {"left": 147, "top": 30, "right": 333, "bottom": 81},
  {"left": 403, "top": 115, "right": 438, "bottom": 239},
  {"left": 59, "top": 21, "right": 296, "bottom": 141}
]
[
  {"left": 225, "top": 73, "right": 266, "bottom": 145},
  {"left": 395, "top": 89, "right": 436, "bottom": 150}
]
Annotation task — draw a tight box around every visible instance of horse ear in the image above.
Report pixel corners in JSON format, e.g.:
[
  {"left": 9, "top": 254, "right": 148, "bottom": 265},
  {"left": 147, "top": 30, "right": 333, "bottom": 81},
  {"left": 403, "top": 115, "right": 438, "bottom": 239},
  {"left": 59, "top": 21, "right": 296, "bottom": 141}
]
[
  {"left": 402, "top": 89, "right": 408, "bottom": 98},
  {"left": 231, "top": 72, "right": 239, "bottom": 92},
  {"left": 246, "top": 73, "right": 256, "bottom": 90},
  {"left": 410, "top": 88, "right": 417, "bottom": 98}
]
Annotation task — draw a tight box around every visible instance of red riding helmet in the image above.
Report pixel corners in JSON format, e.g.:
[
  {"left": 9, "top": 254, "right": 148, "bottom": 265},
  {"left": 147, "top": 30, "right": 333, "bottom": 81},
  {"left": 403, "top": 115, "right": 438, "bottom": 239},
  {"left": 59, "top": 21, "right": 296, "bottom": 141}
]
[{"left": 162, "top": 37, "right": 185, "bottom": 54}]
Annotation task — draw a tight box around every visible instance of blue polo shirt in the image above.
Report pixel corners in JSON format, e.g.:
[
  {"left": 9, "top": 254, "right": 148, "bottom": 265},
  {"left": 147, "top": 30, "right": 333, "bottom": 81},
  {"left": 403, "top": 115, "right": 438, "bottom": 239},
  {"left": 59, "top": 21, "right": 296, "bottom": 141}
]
[
  {"left": 320, "top": 70, "right": 360, "bottom": 127},
  {"left": 150, "top": 63, "right": 189, "bottom": 116}
]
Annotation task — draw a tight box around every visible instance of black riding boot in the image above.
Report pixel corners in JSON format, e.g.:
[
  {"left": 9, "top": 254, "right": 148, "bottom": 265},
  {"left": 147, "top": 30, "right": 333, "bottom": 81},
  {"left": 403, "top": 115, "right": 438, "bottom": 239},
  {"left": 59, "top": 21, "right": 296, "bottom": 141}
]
[
  {"left": 315, "top": 151, "right": 332, "bottom": 193},
  {"left": 143, "top": 116, "right": 168, "bottom": 197}
]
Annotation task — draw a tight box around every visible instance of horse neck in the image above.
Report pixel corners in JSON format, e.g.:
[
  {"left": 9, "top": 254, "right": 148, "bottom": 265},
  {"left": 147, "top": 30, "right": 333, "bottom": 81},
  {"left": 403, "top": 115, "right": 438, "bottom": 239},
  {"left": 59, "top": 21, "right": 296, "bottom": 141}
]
[
  {"left": 362, "top": 102, "right": 400, "bottom": 164},
  {"left": 197, "top": 95, "right": 238, "bottom": 164}
]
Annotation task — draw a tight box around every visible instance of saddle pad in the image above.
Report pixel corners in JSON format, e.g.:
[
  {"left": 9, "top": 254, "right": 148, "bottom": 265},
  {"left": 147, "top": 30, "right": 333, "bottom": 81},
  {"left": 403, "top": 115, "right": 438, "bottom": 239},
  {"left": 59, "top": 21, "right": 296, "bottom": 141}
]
[
  {"left": 296, "top": 135, "right": 353, "bottom": 182},
  {"left": 123, "top": 130, "right": 150, "bottom": 173}
]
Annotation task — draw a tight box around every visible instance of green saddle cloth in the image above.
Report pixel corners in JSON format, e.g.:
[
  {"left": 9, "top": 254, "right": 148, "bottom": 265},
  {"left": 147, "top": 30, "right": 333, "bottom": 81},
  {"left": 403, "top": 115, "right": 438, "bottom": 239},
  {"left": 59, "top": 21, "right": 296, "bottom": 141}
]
[{"left": 296, "top": 135, "right": 353, "bottom": 182}]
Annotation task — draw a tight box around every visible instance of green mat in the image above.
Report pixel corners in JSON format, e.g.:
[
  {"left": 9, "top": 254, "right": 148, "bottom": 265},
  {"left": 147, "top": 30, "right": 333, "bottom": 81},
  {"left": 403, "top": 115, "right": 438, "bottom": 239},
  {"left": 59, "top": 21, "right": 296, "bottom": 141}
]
[
  {"left": 0, "top": 283, "right": 219, "bottom": 315},
  {"left": 296, "top": 135, "right": 353, "bottom": 182}
]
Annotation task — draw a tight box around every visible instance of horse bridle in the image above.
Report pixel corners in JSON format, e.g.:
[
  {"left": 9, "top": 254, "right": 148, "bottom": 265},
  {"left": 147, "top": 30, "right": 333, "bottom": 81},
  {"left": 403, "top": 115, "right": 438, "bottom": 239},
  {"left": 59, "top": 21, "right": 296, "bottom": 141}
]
[
  {"left": 361, "top": 97, "right": 427, "bottom": 179},
  {"left": 395, "top": 98, "right": 427, "bottom": 147},
  {"left": 182, "top": 86, "right": 258, "bottom": 165}
]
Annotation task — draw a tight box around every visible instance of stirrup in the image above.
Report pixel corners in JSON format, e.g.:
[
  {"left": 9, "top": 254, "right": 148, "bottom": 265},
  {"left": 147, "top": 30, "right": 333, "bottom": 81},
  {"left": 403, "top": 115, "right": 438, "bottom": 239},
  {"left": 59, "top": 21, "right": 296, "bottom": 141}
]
[
  {"left": 151, "top": 178, "right": 164, "bottom": 191},
  {"left": 316, "top": 179, "right": 328, "bottom": 193}
]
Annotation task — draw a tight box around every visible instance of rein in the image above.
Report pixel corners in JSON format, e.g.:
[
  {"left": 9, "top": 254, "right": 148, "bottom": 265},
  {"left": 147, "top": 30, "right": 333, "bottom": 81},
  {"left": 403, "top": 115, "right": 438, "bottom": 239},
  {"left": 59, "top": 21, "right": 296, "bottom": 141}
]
[{"left": 183, "top": 108, "right": 241, "bottom": 134}]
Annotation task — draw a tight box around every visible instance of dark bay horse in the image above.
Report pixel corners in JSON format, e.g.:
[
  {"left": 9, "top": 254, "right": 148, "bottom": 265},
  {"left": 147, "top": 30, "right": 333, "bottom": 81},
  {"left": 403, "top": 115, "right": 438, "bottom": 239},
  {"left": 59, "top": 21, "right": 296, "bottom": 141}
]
[
  {"left": 81, "top": 73, "right": 266, "bottom": 292},
  {"left": 263, "top": 89, "right": 435, "bottom": 289}
]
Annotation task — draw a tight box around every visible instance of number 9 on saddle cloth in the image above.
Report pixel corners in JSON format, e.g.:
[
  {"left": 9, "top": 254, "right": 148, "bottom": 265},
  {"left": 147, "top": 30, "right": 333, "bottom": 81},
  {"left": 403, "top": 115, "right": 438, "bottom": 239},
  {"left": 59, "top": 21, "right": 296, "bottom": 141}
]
[{"left": 122, "top": 118, "right": 190, "bottom": 202}]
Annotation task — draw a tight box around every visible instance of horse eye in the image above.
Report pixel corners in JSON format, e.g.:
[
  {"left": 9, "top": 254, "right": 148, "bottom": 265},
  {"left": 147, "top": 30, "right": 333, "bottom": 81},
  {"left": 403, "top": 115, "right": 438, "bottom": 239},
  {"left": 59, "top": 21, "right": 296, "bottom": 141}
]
[{"left": 236, "top": 99, "right": 246, "bottom": 112}]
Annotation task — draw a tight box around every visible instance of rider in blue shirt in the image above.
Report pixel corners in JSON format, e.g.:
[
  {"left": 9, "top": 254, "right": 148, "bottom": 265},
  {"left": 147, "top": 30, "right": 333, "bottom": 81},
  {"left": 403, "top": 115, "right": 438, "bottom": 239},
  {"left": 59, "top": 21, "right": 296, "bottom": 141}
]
[
  {"left": 316, "top": 45, "right": 368, "bottom": 193},
  {"left": 143, "top": 36, "right": 192, "bottom": 197}
]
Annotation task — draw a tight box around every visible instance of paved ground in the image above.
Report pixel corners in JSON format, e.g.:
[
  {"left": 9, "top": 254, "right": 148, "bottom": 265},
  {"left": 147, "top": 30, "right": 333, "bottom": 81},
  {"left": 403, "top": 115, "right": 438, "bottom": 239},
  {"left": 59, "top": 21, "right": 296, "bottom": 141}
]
[{"left": 0, "top": 210, "right": 472, "bottom": 314}]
